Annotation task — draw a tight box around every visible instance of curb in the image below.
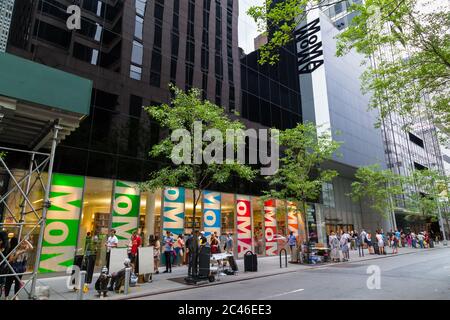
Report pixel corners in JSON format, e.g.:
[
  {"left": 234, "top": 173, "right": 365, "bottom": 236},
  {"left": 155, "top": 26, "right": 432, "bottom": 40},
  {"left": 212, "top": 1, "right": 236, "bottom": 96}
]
[{"left": 109, "top": 246, "right": 447, "bottom": 300}]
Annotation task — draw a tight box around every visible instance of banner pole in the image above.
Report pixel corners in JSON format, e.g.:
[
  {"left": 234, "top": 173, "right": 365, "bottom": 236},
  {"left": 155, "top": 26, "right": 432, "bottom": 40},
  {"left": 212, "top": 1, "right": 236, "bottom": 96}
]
[{"left": 30, "top": 123, "right": 61, "bottom": 299}]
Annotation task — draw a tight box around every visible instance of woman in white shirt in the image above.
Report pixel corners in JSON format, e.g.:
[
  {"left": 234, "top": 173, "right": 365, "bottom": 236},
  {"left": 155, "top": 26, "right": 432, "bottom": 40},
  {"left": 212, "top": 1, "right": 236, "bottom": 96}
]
[{"left": 376, "top": 231, "right": 384, "bottom": 255}]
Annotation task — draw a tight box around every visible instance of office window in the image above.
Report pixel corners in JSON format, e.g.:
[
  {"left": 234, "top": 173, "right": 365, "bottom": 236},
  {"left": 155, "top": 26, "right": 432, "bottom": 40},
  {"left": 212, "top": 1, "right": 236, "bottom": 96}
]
[
  {"left": 154, "top": 3, "right": 164, "bottom": 21},
  {"left": 135, "top": 0, "right": 147, "bottom": 16},
  {"left": 33, "top": 20, "right": 71, "bottom": 48},
  {"left": 130, "top": 41, "right": 142, "bottom": 66},
  {"left": 170, "top": 58, "right": 178, "bottom": 83},
  {"left": 186, "top": 64, "right": 194, "bottom": 89},
  {"left": 322, "top": 182, "right": 335, "bottom": 208},
  {"left": 202, "top": 73, "right": 208, "bottom": 100},
  {"left": 73, "top": 42, "right": 98, "bottom": 65},
  {"left": 215, "top": 80, "right": 222, "bottom": 106},
  {"left": 168, "top": 32, "right": 178, "bottom": 55},
  {"left": 130, "top": 64, "right": 142, "bottom": 80},
  {"left": 150, "top": 49, "right": 162, "bottom": 71},
  {"left": 135, "top": 16, "right": 143, "bottom": 40},
  {"left": 153, "top": 24, "right": 162, "bottom": 48},
  {"left": 408, "top": 132, "right": 424, "bottom": 148}
]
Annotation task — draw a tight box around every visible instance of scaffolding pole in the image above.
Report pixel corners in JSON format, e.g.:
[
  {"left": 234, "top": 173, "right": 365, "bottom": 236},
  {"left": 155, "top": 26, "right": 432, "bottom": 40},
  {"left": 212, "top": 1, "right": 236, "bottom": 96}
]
[{"left": 0, "top": 123, "right": 60, "bottom": 300}]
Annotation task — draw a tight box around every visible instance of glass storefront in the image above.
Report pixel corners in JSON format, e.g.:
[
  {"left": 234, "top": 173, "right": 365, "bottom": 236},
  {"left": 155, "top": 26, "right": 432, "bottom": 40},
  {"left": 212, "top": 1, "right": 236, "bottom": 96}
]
[
  {"left": 276, "top": 200, "right": 288, "bottom": 251},
  {"left": 252, "top": 197, "right": 264, "bottom": 255},
  {"left": 1, "top": 171, "right": 321, "bottom": 274},
  {"left": 77, "top": 177, "right": 113, "bottom": 268},
  {"left": 185, "top": 189, "right": 202, "bottom": 235}
]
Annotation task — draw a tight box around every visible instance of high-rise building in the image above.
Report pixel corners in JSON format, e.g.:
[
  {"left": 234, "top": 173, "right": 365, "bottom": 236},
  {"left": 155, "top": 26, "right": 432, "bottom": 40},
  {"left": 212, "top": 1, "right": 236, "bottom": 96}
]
[
  {"left": 0, "top": 0, "right": 14, "bottom": 52},
  {"left": 6, "top": 0, "right": 241, "bottom": 183},
  {"left": 292, "top": 6, "right": 389, "bottom": 235},
  {"left": 1, "top": 0, "right": 309, "bottom": 271}
]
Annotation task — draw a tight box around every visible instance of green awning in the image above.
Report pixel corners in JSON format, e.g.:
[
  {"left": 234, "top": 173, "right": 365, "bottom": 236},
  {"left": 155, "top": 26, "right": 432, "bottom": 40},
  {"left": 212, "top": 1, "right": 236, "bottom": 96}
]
[
  {"left": 0, "top": 52, "right": 92, "bottom": 150},
  {"left": 0, "top": 52, "right": 91, "bottom": 115}
]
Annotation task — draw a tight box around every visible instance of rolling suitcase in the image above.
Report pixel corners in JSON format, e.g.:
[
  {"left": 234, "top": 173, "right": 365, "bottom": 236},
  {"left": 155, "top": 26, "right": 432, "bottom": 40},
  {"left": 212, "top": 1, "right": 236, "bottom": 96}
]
[
  {"left": 244, "top": 251, "right": 257, "bottom": 272},
  {"left": 198, "top": 245, "right": 211, "bottom": 278}
]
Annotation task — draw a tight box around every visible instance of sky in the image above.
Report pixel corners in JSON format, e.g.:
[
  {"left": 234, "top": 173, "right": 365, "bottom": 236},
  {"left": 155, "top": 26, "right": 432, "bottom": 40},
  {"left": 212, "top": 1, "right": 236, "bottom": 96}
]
[{"left": 238, "top": 0, "right": 264, "bottom": 54}]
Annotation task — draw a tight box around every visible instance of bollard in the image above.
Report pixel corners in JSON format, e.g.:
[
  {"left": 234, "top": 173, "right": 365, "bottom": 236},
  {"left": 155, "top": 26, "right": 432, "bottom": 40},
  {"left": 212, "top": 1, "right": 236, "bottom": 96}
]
[
  {"left": 279, "top": 248, "right": 287, "bottom": 268},
  {"left": 124, "top": 267, "right": 131, "bottom": 295},
  {"left": 77, "top": 271, "right": 86, "bottom": 300}
]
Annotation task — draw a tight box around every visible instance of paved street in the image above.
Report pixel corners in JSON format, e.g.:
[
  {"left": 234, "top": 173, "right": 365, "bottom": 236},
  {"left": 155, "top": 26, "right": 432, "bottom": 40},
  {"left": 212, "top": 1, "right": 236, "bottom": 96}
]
[{"left": 134, "top": 248, "right": 450, "bottom": 300}]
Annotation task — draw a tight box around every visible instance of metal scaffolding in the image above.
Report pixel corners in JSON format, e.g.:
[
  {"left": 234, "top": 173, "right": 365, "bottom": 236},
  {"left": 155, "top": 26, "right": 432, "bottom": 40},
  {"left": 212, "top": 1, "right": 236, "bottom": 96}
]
[{"left": 0, "top": 124, "right": 60, "bottom": 300}]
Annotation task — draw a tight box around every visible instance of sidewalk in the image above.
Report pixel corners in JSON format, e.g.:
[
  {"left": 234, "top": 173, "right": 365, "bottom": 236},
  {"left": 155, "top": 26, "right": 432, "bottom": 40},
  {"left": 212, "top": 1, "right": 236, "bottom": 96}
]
[{"left": 17, "top": 244, "right": 448, "bottom": 300}]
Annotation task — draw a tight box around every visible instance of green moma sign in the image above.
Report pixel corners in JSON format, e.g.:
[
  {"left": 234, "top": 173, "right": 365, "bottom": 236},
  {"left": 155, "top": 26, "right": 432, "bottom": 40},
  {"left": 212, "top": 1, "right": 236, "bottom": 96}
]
[
  {"left": 111, "top": 181, "right": 140, "bottom": 248},
  {"left": 39, "top": 174, "right": 85, "bottom": 273}
]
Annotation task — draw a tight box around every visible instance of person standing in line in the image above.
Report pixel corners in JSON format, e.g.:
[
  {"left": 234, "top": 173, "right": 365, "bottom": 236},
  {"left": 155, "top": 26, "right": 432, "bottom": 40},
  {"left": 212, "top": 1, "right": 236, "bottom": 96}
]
[
  {"left": 391, "top": 234, "right": 398, "bottom": 254},
  {"left": 424, "top": 231, "right": 430, "bottom": 248},
  {"left": 163, "top": 231, "right": 174, "bottom": 273},
  {"left": 411, "top": 232, "right": 417, "bottom": 248},
  {"left": 175, "top": 234, "right": 185, "bottom": 266},
  {"left": 366, "top": 232, "right": 374, "bottom": 254},
  {"left": 329, "top": 232, "right": 340, "bottom": 262},
  {"left": 349, "top": 231, "right": 356, "bottom": 250},
  {"left": 105, "top": 229, "right": 118, "bottom": 270},
  {"left": 417, "top": 232, "right": 425, "bottom": 249},
  {"left": 376, "top": 230, "right": 384, "bottom": 255},
  {"left": 210, "top": 233, "right": 220, "bottom": 254},
  {"left": 224, "top": 233, "right": 234, "bottom": 254},
  {"left": 340, "top": 230, "right": 350, "bottom": 261},
  {"left": 130, "top": 231, "right": 141, "bottom": 271},
  {"left": 356, "top": 231, "right": 364, "bottom": 257},
  {"left": 0, "top": 231, "right": 10, "bottom": 294},
  {"left": 287, "top": 231, "right": 297, "bottom": 257},
  {"left": 185, "top": 232, "right": 195, "bottom": 275},
  {"left": 151, "top": 235, "right": 161, "bottom": 274}
]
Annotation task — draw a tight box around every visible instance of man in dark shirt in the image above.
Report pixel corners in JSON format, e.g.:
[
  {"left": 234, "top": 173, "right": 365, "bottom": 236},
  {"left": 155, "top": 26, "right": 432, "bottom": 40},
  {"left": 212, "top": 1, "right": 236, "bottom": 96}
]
[{"left": 185, "top": 232, "right": 195, "bottom": 276}]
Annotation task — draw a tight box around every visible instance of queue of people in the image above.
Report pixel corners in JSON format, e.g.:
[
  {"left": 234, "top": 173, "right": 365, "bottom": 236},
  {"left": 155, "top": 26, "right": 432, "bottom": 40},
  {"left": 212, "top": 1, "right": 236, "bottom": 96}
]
[
  {"left": 327, "top": 228, "right": 438, "bottom": 262},
  {"left": 150, "top": 230, "right": 234, "bottom": 275}
]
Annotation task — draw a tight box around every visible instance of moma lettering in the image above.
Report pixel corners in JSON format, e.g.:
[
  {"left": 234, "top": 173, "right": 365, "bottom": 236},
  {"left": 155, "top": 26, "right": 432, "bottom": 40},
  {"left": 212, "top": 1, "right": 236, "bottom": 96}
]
[
  {"left": 203, "top": 191, "right": 221, "bottom": 237},
  {"left": 39, "top": 174, "right": 85, "bottom": 273},
  {"left": 236, "top": 197, "right": 252, "bottom": 257},
  {"left": 163, "top": 187, "right": 185, "bottom": 235},
  {"left": 112, "top": 181, "right": 140, "bottom": 248},
  {"left": 295, "top": 17, "right": 324, "bottom": 74},
  {"left": 264, "top": 200, "right": 277, "bottom": 256}
]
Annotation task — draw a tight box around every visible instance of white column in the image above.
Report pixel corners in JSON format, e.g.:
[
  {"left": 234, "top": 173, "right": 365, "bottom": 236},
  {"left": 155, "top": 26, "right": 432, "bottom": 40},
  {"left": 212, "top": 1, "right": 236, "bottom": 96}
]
[{"left": 144, "top": 192, "right": 156, "bottom": 245}]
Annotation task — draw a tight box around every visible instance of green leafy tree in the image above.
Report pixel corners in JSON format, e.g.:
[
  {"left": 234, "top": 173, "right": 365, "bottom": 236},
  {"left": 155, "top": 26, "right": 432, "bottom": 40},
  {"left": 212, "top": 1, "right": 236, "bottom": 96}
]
[
  {"left": 264, "top": 122, "right": 341, "bottom": 234},
  {"left": 141, "top": 85, "right": 256, "bottom": 230},
  {"left": 336, "top": 0, "right": 450, "bottom": 134},
  {"left": 350, "top": 164, "right": 404, "bottom": 219},
  {"left": 404, "top": 169, "right": 450, "bottom": 234},
  {"left": 247, "top": 0, "right": 310, "bottom": 65}
]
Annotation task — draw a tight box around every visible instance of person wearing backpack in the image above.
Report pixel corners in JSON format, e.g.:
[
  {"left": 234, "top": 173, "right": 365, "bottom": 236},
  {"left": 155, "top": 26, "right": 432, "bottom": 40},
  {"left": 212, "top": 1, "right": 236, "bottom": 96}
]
[{"left": 340, "top": 231, "right": 350, "bottom": 261}]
